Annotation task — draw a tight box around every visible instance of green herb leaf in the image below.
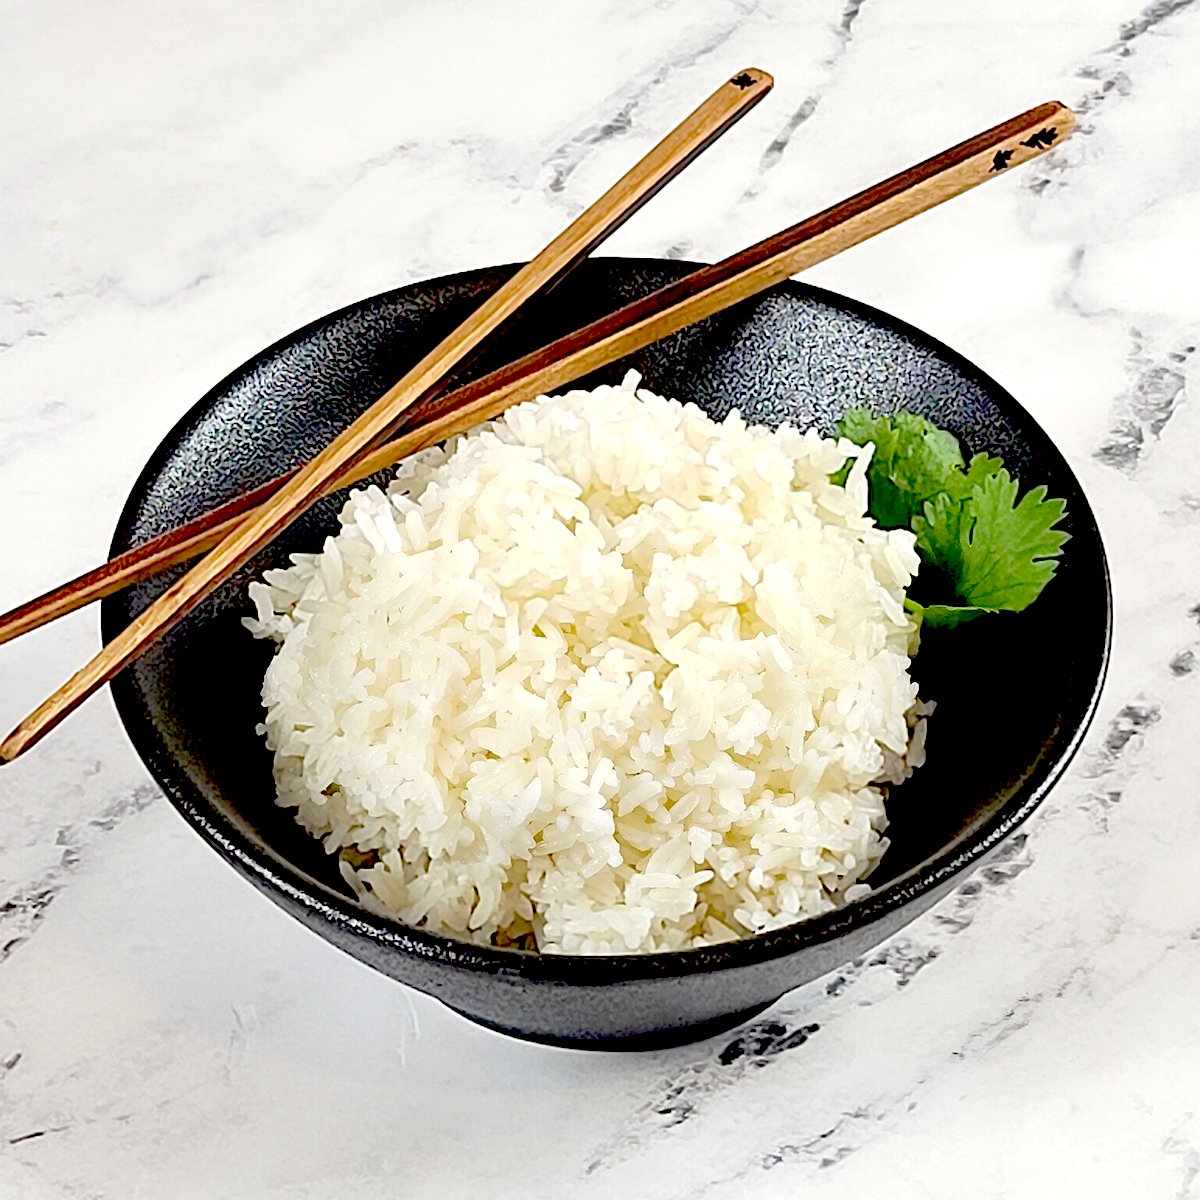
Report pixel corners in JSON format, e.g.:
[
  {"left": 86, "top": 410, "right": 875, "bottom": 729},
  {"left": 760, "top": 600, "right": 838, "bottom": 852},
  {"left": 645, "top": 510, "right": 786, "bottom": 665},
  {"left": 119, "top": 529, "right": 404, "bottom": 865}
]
[
  {"left": 960, "top": 451, "right": 1005, "bottom": 492},
  {"left": 911, "top": 469, "right": 1069, "bottom": 624},
  {"left": 836, "top": 410, "right": 1069, "bottom": 626},
  {"left": 835, "top": 409, "right": 966, "bottom": 528}
]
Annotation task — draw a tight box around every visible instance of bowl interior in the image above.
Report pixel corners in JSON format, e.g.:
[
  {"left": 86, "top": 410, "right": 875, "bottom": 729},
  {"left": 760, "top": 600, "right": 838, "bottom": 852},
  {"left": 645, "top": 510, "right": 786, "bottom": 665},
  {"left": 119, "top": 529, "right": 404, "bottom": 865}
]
[{"left": 104, "top": 259, "right": 1110, "bottom": 960}]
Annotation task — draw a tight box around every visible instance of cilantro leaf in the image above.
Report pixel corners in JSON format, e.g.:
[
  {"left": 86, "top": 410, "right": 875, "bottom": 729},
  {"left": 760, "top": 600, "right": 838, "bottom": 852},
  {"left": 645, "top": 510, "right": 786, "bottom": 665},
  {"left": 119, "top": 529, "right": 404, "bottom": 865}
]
[
  {"left": 959, "top": 451, "right": 1006, "bottom": 495},
  {"left": 835, "top": 409, "right": 966, "bottom": 528},
  {"left": 911, "top": 469, "right": 1069, "bottom": 626},
  {"left": 835, "top": 410, "right": 1069, "bottom": 627}
]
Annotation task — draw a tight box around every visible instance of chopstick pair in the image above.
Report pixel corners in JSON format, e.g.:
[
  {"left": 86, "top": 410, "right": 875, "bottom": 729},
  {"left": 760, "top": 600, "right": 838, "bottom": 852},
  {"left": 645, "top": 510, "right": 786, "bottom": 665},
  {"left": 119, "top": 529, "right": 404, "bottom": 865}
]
[{"left": 0, "top": 87, "right": 1075, "bottom": 762}]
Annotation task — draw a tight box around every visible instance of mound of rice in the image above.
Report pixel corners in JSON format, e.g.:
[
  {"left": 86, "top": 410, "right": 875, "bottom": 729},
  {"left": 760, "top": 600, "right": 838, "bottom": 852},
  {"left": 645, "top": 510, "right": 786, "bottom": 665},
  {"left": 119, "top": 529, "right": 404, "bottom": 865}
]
[{"left": 246, "top": 372, "right": 926, "bottom": 955}]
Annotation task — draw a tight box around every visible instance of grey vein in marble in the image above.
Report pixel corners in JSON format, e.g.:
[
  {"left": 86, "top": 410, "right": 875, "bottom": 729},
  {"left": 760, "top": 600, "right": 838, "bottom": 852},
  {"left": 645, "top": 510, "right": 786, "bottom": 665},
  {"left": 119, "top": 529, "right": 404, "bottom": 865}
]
[
  {"left": 542, "top": 14, "right": 748, "bottom": 201},
  {"left": 0, "top": 785, "right": 159, "bottom": 966},
  {"left": 1162, "top": 1122, "right": 1200, "bottom": 1200},
  {"left": 1095, "top": 335, "right": 1194, "bottom": 473},
  {"left": 745, "top": 0, "right": 866, "bottom": 195}
]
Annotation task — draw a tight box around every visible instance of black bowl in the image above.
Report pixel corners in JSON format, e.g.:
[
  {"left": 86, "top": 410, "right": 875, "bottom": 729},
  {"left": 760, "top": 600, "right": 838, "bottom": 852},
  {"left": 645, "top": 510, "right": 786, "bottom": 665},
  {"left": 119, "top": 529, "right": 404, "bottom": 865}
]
[{"left": 104, "top": 259, "right": 1110, "bottom": 1050}]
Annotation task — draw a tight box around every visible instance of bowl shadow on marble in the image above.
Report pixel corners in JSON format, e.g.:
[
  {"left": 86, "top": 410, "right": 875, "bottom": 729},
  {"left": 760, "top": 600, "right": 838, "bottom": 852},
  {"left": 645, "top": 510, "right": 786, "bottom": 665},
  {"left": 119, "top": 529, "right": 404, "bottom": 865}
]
[{"left": 103, "top": 259, "right": 1111, "bottom": 1050}]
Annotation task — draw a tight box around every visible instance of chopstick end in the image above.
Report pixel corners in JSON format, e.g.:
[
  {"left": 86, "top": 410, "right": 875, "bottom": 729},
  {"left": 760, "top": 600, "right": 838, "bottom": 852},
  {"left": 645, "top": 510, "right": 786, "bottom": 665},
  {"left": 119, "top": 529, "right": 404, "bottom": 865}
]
[
  {"left": 0, "top": 719, "right": 36, "bottom": 764},
  {"left": 1054, "top": 102, "right": 1077, "bottom": 137},
  {"left": 728, "top": 67, "right": 773, "bottom": 93}
]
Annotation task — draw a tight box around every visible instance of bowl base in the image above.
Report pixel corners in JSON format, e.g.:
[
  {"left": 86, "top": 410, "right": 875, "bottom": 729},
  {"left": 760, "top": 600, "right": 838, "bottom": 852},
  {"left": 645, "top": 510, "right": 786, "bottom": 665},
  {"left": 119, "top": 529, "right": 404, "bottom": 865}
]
[{"left": 442, "top": 999, "right": 777, "bottom": 1051}]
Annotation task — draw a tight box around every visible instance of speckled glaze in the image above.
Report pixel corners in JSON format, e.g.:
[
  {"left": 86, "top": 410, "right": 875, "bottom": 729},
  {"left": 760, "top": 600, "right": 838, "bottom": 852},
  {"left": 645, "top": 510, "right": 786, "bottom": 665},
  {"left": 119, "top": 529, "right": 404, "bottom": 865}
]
[{"left": 102, "top": 259, "right": 1110, "bottom": 1048}]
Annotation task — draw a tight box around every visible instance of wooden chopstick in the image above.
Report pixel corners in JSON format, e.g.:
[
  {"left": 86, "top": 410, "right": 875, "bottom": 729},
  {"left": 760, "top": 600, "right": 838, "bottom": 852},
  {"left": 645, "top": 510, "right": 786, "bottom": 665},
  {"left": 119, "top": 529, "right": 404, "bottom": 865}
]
[
  {"left": 0, "top": 69, "right": 774, "bottom": 762},
  {"left": 0, "top": 100, "right": 1075, "bottom": 762}
]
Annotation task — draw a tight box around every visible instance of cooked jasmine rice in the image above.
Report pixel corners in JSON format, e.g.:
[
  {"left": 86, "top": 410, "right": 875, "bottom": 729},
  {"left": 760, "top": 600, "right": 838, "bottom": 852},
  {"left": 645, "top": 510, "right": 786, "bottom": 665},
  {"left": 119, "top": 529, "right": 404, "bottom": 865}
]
[{"left": 246, "top": 373, "right": 927, "bottom": 955}]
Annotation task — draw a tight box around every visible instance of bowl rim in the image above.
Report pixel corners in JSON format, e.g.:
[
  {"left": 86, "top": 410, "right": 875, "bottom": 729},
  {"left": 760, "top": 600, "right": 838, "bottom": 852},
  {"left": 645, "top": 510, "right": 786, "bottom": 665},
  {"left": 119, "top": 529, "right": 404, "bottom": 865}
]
[{"left": 105, "top": 257, "right": 1113, "bottom": 984}]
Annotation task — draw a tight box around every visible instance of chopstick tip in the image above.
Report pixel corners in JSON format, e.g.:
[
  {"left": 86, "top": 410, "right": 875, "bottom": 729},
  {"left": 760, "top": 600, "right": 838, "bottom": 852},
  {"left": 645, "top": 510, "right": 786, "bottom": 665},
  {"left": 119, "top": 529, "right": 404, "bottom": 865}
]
[
  {"left": 0, "top": 721, "right": 33, "bottom": 764},
  {"left": 729, "top": 68, "right": 773, "bottom": 92}
]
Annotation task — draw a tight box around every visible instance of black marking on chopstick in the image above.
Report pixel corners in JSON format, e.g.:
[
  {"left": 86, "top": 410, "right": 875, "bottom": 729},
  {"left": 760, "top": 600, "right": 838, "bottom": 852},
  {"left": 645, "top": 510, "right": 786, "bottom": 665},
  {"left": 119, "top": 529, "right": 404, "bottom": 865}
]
[{"left": 1021, "top": 126, "right": 1059, "bottom": 149}]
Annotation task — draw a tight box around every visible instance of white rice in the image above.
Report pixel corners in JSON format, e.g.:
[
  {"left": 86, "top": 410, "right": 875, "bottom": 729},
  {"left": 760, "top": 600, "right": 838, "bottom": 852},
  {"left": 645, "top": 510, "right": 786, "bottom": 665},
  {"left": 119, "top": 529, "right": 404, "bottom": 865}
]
[{"left": 246, "top": 372, "right": 926, "bottom": 955}]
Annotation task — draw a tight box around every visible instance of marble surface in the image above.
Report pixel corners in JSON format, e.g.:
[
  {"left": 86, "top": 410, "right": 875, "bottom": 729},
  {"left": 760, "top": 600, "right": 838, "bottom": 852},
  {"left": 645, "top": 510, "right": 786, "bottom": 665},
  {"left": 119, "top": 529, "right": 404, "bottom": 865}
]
[{"left": 2, "top": 1, "right": 1199, "bottom": 1195}]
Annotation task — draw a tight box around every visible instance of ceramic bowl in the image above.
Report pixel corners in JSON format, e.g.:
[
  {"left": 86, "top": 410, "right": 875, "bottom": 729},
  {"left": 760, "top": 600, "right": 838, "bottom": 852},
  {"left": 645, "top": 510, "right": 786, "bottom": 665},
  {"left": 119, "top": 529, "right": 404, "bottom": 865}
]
[{"left": 103, "top": 259, "right": 1111, "bottom": 1049}]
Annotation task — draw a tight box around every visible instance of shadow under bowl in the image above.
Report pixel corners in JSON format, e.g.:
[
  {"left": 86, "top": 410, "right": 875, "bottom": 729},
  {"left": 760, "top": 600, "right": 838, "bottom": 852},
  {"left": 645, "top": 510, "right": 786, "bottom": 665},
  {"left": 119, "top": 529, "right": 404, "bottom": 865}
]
[{"left": 103, "top": 259, "right": 1111, "bottom": 1050}]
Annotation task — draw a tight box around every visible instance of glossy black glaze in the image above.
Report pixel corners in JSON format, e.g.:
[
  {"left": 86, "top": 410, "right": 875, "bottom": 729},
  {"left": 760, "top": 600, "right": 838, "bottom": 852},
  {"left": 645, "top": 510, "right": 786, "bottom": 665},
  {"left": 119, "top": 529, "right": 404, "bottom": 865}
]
[{"left": 103, "top": 259, "right": 1111, "bottom": 1050}]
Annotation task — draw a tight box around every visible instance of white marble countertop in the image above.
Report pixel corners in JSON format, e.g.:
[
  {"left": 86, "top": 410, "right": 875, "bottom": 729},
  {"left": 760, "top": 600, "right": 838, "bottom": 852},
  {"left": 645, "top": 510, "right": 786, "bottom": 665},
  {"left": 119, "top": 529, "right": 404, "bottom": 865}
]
[{"left": 2, "top": 1, "right": 1198, "bottom": 1196}]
